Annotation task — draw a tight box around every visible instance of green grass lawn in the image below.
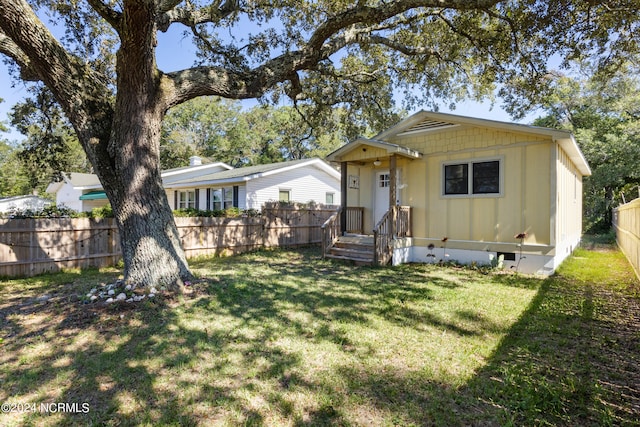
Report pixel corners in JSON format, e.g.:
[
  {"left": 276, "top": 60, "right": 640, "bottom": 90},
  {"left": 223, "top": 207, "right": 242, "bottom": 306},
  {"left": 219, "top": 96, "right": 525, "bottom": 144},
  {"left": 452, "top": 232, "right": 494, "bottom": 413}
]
[{"left": 0, "top": 245, "right": 638, "bottom": 426}]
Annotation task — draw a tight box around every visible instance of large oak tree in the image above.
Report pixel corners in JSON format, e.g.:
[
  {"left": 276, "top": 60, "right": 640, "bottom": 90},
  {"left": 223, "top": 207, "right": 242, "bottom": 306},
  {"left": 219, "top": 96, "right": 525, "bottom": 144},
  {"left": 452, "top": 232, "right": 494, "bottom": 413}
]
[{"left": 0, "top": 0, "right": 636, "bottom": 290}]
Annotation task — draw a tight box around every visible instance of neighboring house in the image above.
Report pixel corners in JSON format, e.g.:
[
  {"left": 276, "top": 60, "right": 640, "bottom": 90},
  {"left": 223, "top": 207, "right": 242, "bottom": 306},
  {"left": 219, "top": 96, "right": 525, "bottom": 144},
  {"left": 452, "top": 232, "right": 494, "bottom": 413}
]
[
  {"left": 47, "top": 157, "right": 341, "bottom": 212},
  {"left": 0, "top": 195, "right": 52, "bottom": 213},
  {"left": 325, "top": 110, "right": 591, "bottom": 275},
  {"left": 165, "top": 157, "right": 341, "bottom": 210},
  {"left": 45, "top": 172, "right": 106, "bottom": 212}
]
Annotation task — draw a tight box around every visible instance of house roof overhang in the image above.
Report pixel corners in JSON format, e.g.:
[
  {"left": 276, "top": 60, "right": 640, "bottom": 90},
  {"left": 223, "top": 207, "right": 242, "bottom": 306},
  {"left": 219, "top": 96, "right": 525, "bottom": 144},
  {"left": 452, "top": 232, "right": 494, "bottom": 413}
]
[
  {"left": 372, "top": 110, "right": 591, "bottom": 176},
  {"left": 165, "top": 158, "right": 340, "bottom": 189},
  {"left": 326, "top": 138, "right": 423, "bottom": 163}
]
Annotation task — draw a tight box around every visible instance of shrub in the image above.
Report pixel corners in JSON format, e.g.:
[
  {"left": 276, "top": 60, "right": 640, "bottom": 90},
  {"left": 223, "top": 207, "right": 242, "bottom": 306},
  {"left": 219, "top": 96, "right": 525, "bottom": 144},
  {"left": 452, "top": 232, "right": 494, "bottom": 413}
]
[{"left": 3, "top": 205, "right": 79, "bottom": 219}]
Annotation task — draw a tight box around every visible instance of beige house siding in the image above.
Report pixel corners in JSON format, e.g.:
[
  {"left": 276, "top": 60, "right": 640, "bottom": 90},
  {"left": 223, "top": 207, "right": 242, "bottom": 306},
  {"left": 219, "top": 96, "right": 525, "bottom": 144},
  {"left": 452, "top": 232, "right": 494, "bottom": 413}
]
[
  {"left": 343, "top": 127, "right": 558, "bottom": 248},
  {"left": 340, "top": 146, "right": 388, "bottom": 163},
  {"left": 554, "top": 144, "right": 584, "bottom": 259},
  {"left": 387, "top": 127, "right": 554, "bottom": 249},
  {"left": 328, "top": 111, "right": 590, "bottom": 274},
  {"left": 387, "top": 126, "right": 549, "bottom": 154}
]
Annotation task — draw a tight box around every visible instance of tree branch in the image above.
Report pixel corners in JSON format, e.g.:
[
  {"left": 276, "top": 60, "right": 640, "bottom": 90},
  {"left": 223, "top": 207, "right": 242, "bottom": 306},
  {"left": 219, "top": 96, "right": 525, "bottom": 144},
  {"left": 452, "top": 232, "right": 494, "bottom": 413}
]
[
  {"left": 86, "top": 0, "right": 123, "bottom": 32},
  {"left": 305, "top": 0, "right": 500, "bottom": 53},
  {"left": 158, "top": 0, "right": 184, "bottom": 13},
  {"left": 157, "top": 0, "right": 240, "bottom": 32},
  {"left": 0, "top": 29, "right": 38, "bottom": 80},
  {"left": 0, "top": 0, "right": 114, "bottom": 171},
  {"left": 161, "top": 0, "right": 503, "bottom": 107}
]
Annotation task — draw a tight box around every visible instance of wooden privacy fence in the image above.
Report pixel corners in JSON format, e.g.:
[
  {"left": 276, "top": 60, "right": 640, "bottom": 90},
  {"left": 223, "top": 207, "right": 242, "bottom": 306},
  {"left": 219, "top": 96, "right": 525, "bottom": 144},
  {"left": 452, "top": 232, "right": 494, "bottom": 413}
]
[
  {"left": 613, "top": 198, "right": 640, "bottom": 279},
  {"left": 0, "top": 206, "right": 338, "bottom": 278}
]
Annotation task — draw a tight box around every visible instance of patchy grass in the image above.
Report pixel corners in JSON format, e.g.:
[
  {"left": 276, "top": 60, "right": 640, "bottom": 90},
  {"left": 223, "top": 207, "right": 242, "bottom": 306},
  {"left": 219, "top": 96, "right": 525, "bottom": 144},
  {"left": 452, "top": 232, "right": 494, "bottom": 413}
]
[{"left": 0, "top": 245, "right": 638, "bottom": 426}]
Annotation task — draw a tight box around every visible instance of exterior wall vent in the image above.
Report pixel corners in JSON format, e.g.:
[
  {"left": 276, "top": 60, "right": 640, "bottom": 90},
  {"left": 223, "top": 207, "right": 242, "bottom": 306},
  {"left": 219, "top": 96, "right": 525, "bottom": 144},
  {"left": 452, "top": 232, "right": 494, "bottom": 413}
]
[{"left": 397, "top": 119, "right": 458, "bottom": 136}]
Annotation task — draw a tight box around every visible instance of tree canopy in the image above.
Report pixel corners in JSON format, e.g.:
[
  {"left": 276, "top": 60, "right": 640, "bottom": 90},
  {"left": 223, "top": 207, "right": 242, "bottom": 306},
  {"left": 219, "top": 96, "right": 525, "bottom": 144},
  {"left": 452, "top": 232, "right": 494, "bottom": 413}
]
[
  {"left": 160, "top": 97, "right": 398, "bottom": 169},
  {"left": 0, "top": 0, "right": 638, "bottom": 289},
  {"left": 532, "top": 62, "right": 640, "bottom": 232}
]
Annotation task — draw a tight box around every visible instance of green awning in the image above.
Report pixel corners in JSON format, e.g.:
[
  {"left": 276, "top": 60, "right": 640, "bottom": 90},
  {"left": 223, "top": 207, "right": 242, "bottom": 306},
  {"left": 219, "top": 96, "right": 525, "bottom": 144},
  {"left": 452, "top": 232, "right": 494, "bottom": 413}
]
[{"left": 79, "top": 191, "right": 107, "bottom": 200}]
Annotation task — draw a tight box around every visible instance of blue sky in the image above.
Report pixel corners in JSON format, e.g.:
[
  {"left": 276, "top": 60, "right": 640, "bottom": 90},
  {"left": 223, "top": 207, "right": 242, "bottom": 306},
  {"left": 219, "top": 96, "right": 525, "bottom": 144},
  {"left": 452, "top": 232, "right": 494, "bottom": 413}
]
[{"left": 0, "top": 24, "right": 538, "bottom": 143}]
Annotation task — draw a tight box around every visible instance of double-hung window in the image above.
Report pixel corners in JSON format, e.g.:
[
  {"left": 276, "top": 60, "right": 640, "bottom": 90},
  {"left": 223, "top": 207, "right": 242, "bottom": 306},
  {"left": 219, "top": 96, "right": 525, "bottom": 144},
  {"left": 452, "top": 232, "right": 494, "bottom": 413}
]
[
  {"left": 211, "top": 189, "right": 223, "bottom": 210},
  {"left": 325, "top": 192, "right": 335, "bottom": 205},
  {"left": 279, "top": 189, "right": 291, "bottom": 202},
  {"left": 178, "top": 190, "right": 196, "bottom": 209},
  {"left": 223, "top": 187, "right": 233, "bottom": 209},
  {"left": 210, "top": 187, "right": 235, "bottom": 210},
  {"left": 443, "top": 159, "right": 502, "bottom": 197}
]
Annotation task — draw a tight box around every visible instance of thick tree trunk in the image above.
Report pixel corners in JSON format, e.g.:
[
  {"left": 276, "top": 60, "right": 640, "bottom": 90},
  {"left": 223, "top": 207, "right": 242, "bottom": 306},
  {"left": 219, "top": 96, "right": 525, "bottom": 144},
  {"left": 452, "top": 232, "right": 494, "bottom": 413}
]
[
  {"left": 103, "top": 85, "right": 193, "bottom": 291},
  {"left": 93, "top": 0, "right": 193, "bottom": 291},
  {"left": 109, "top": 180, "right": 192, "bottom": 291}
]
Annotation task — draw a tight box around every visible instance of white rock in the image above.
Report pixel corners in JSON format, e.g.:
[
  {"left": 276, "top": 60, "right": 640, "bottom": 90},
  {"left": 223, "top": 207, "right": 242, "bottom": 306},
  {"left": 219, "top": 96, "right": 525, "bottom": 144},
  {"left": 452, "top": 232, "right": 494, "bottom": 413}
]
[
  {"left": 86, "top": 293, "right": 93, "bottom": 298},
  {"left": 125, "top": 298, "right": 133, "bottom": 303},
  {"left": 90, "top": 288, "right": 97, "bottom": 294},
  {"left": 90, "top": 295, "right": 98, "bottom": 301},
  {"left": 105, "top": 298, "right": 114, "bottom": 303},
  {"left": 150, "top": 287, "right": 158, "bottom": 294},
  {"left": 124, "top": 284, "right": 132, "bottom": 291},
  {"left": 148, "top": 293, "right": 155, "bottom": 298},
  {"left": 116, "top": 293, "right": 126, "bottom": 301},
  {"left": 108, "top": 289, "right": 115, "bottom": 296}
]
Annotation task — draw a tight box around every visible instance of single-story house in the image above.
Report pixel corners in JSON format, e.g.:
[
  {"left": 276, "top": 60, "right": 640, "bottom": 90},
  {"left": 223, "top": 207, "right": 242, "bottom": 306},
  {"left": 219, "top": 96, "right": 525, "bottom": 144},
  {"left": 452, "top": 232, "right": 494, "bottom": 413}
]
[
  {"left": 324, "top": 110, "right": 591, "bottom": 275},
  {"left": 47, "top": 157, "right": 341, "bottom": 212},
  {"left": 0, "top": 195, "right": 52, "bottom": 213}
]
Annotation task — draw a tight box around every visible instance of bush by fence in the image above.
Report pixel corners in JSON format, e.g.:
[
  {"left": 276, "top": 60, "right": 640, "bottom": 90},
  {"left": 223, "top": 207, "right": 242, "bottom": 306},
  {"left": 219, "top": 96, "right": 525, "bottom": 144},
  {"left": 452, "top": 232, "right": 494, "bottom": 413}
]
[
  {"left": 0, "top": 204, "right": 338, "bottom": 277},
  {"left": 613, "top": 198, "right": 640, "bottom": 279}
]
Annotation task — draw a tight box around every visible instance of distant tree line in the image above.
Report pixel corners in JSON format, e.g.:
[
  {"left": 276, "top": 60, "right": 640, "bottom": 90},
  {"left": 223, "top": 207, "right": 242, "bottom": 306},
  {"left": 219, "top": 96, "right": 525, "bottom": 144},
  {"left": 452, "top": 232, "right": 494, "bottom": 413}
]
[{"left": 1, "top": 94, "right": 402, "bottom": 197}]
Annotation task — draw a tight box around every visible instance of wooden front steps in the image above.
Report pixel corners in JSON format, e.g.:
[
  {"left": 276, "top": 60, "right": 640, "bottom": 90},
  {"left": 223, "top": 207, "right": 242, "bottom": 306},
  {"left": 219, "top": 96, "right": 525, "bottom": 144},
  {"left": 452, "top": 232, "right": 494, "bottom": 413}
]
[{"left": 325, "top": 235, "right": 374, "bottom": 265}]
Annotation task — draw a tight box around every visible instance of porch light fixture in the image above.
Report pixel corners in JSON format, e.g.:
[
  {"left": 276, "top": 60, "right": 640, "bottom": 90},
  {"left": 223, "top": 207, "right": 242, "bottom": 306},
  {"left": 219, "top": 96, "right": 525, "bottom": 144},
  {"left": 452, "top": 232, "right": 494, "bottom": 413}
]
[{"left": 373, "top": 158, "right": 381, "bottom": 166}]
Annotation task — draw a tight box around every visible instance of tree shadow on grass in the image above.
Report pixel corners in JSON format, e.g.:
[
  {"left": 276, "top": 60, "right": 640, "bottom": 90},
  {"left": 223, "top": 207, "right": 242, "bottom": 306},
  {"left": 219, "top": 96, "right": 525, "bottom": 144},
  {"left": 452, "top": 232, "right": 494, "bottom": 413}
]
[
  {"left": 452, "top": 274, "right": 640, "bottom": 426},
  {"left": 4, "top": 247, "right": 636, "bottom": 425}
]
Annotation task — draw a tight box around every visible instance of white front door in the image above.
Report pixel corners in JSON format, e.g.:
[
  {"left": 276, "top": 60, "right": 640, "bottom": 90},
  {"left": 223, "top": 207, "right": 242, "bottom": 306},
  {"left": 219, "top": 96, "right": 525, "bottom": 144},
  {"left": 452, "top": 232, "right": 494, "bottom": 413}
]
[{"left": 374, "top": 171, "right": 390, "bottom": 226}]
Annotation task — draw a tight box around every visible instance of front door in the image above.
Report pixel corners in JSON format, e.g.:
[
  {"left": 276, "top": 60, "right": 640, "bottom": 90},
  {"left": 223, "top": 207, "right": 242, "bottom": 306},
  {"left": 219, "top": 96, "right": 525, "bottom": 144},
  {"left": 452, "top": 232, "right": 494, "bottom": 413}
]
[{"left": 374, "top": 171, "right": 390, "bottom": 226}]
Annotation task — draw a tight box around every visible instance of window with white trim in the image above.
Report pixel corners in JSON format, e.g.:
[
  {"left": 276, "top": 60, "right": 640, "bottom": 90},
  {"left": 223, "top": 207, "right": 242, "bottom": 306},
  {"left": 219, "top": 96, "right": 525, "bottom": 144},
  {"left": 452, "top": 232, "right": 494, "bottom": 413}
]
[
  {"left": 443, "top": 159, "right": 501, "bottom": 196},
  {"left": 379, "top": 173, "right": 390, "bottom": 188},
  {"left": 178, "top": 190, "right": 196, "bottom": 209},
  {"left": 279, "top": 189, "right": 291, "bottom": 202},
  {"left": 211, "top": 189, "right": 223, "bottom": 210},
  {"left": 325, "top": 192, "right": 334, "bottom": 204},
  {"left": 223, "top": 186, "right": 233, "bottom": 209}
]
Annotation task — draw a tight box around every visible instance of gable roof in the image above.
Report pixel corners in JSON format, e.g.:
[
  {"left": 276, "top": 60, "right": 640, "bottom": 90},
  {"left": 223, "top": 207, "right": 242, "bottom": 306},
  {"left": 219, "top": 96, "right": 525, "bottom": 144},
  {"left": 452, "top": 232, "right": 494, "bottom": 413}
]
[
  {"left": 326, "top": 137, "right": 423, "bottom": 163},
  {"left": 331, "top": 110, "right": 591, "bottom": 176},
  {"left": 63, "top": 172, "right": 102, "bottom": 188},
  {"left": 167, "top": 158, "right": 340, "bottom": 188},
  {"left": 162, "top": 161, "right": 233, "bottom": 177}
]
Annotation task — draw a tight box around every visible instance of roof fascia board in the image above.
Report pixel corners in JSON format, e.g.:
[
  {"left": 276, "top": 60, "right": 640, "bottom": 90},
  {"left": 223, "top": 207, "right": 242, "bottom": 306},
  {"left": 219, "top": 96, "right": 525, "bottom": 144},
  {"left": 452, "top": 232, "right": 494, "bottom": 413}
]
[
  {"left": 372, "top": 110, "right": 590, "bottom": 175},
  {"left": 161, "top": 162, "right": 233, "bottom": 178},
  {"left": 167, "top": 159, "right": 340, "bottom": 188},
  {"left": 556, "top": 136, "right": 592, "bottom": 176},
  {"left": 327, "top": 138, "right": 422, "bottom": 162},
  {"left": 167, "top": 177, "right": 246, "bottom": 189},
  {"left": 248, "top": 159, "right": 340, "bottom": 180}
]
